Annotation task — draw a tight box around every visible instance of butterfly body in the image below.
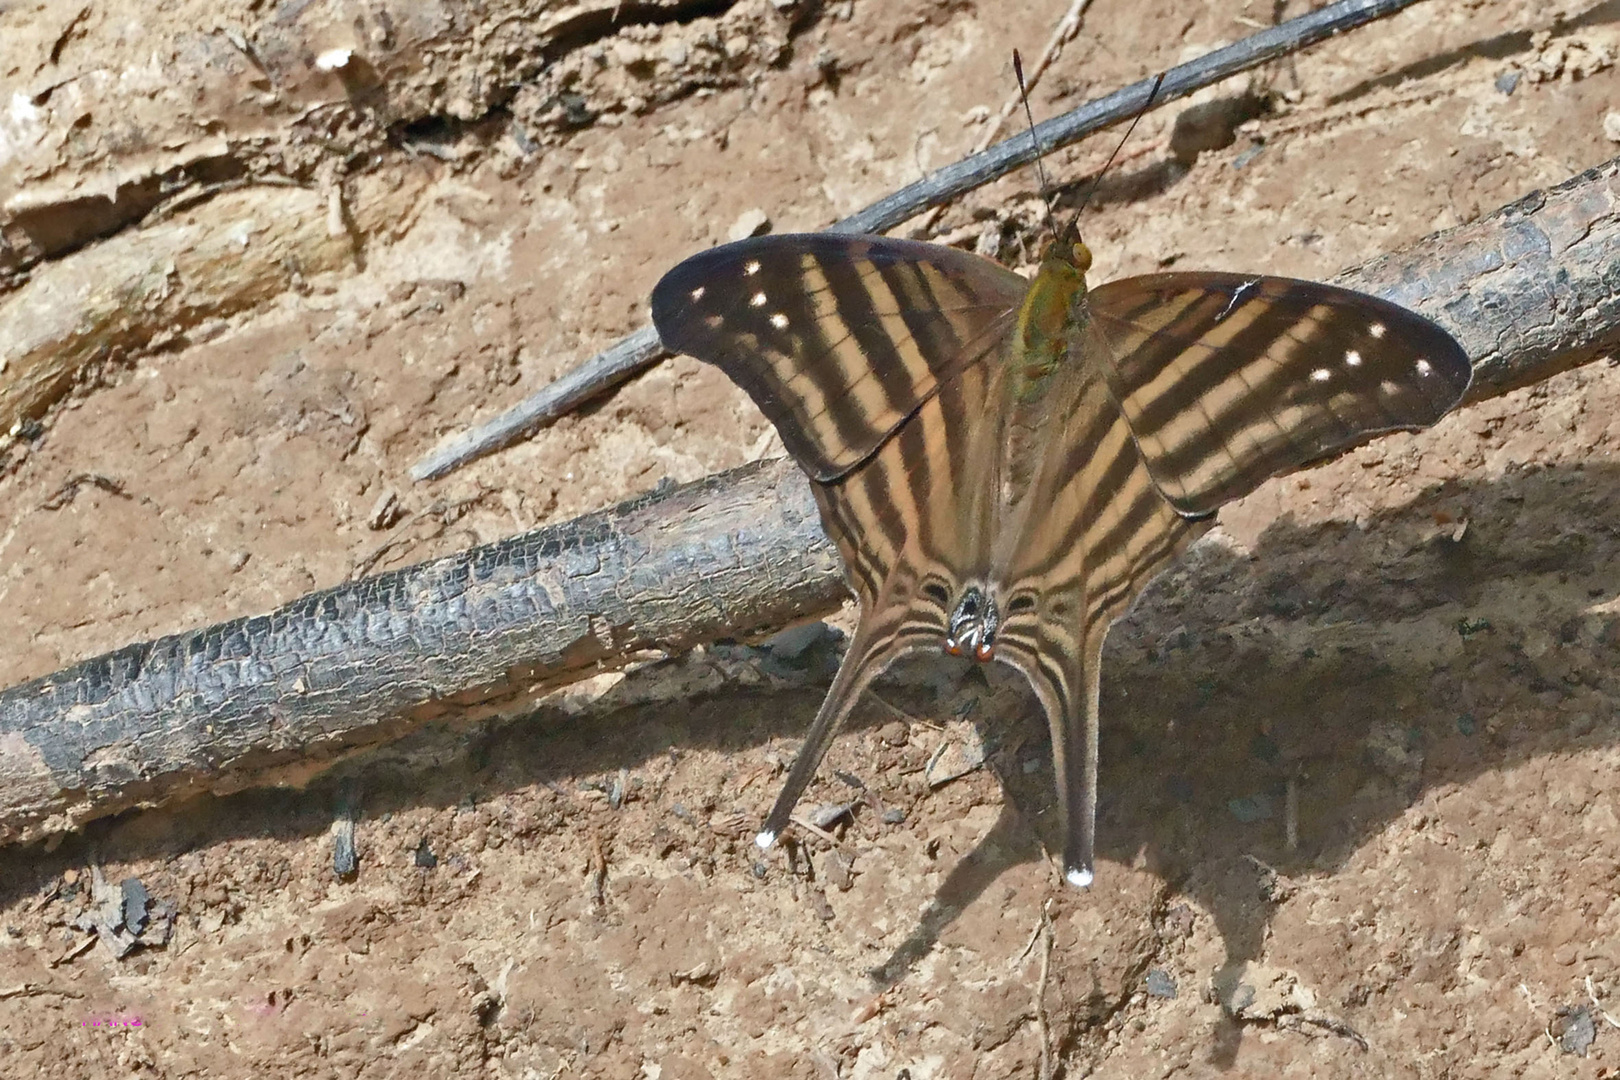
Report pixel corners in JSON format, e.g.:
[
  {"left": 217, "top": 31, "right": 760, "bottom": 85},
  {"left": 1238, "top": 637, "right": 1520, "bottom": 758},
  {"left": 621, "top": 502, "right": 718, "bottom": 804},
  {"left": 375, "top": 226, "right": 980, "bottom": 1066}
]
[{"left": 652, "top": 228, "right": 1469, "bottom": 888}]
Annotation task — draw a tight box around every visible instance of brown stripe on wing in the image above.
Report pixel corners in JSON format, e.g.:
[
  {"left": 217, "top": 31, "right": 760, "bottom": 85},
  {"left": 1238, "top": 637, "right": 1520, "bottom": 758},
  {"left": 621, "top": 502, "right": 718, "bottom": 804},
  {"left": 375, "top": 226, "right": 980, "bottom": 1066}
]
[
  {"left": 801, "top": 251, "right": 929, "bottom": 450},
  {"left": 1088, "top": 272, "right": 1471, "bottom": 515},
  {"left": 812, "top": 351, "right": 994, "bottom": 612},
  {"left": 651, "top": 234, "right": 1028, "bottom": 482}
]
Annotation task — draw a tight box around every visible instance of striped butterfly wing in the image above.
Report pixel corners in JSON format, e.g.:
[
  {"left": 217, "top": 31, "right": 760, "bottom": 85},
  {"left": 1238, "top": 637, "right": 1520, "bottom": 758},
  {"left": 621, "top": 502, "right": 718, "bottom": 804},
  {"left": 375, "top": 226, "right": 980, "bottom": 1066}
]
[
  {"left": 1090, "top": 273, "right": 1472, "bottom": 516},
  {"left": 652, "top": 234, "right": 1026, "bottom": 850},
  {"left": 651, "top": 234, "right": 1028, "bottom": 481}
]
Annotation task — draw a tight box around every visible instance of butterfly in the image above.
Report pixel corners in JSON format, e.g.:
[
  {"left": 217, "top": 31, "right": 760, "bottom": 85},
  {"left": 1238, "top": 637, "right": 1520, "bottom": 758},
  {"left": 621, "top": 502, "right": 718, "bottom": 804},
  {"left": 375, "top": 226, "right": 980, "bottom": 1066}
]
[{"left": 650, "top": 223, "right": 1470, "bottom": 888}]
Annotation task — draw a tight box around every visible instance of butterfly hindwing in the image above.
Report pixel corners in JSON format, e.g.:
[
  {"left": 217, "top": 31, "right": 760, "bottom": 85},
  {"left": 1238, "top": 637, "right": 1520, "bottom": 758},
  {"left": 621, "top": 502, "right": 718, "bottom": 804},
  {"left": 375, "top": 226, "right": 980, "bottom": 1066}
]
[
  {"left": 651, "top": 234, "right": 1028, "bottom": 481},
  {"left": 1090, "top": 272, "right": 1471, "bottom": 516}
]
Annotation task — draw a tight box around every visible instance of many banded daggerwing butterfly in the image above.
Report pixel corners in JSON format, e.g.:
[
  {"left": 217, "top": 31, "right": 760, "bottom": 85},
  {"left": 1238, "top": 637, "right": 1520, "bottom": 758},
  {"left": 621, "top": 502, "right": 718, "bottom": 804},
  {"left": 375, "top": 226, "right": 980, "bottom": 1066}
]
[{"left": 651, "top": 186, "right": 1470, "bottom": 890}]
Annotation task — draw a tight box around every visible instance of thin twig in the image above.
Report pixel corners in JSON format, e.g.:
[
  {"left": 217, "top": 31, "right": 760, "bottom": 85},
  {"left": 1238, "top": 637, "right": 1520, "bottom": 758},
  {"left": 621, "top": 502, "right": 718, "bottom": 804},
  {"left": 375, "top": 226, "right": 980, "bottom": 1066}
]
[
  {"left": 918, "top": 0, "right": 1094, "bottom": 233},
  {"left": 1586, "top": 975, "right": 1620, "bottom": 1030},
  {"left": 1036, "top": 900, "right": 1055, "bottom": 1080},
  {"left": 589, "top": 830, "right": 608, "bottom": 907},
  {"left": 979, "top": 0, "right": 1096, "bottom": 156},
  {"left": 408, "top": 0, "right": 1428, "bottom": 482},
  {"left": 1279, "top": 1011, "right": 1370, "bottom": 1051},
  {"left": 787, "top": 814, "right": 847, "bottom": 848}
]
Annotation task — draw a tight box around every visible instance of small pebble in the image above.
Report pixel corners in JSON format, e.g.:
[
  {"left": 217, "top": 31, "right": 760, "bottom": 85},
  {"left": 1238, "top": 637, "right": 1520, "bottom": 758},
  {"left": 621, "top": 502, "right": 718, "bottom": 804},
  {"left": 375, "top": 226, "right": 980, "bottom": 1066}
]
[
  {"left": 1145, "top": 968, "right": 1178, "bottom": 999},
  {"left": 728, "top": 208, "right": 771, "bottom": 242}
]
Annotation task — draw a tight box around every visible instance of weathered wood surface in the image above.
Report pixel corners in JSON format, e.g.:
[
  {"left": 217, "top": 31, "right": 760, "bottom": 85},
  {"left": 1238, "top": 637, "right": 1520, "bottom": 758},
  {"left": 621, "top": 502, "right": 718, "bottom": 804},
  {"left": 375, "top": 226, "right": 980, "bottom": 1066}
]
[
  {"left": 0, "top": 175, "right": 424, "bottom": 429},
  {"left": 0, "top": 460, "right": 843, "bottom": 844},
  {"left": 0, "top": 156, "right": 1617, "bottom": 847}
]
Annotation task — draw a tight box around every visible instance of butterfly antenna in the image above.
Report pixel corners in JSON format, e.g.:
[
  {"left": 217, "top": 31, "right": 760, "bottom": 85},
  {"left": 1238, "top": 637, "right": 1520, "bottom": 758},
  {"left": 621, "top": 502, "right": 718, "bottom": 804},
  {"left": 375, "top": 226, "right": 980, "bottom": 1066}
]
[
  {"left": 1013, "top": 49, "right": 1063, "bottom": 245},
  {"left": 1067, "top": 70, "right": 1166, "bottom": 232}
]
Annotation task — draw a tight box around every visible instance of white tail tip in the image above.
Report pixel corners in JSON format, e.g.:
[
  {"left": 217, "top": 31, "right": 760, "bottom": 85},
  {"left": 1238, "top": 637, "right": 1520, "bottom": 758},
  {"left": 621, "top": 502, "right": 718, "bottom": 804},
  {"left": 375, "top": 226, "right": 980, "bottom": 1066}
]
[
  {"left": 1065, "top": 866, "right": 1094, "bottom": 889},
  {"left": 755, "top": 829, "right": 777, "bottom": 851}
]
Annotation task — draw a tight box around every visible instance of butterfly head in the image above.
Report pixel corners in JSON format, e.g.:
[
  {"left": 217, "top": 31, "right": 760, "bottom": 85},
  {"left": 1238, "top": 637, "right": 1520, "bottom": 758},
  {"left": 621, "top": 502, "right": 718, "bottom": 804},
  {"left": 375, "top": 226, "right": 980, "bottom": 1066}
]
[
  {"left": 943, "top": 586, "right": 1000, "bottom": 663},
  {"left": 1041, "top": 227, "right": 1093, "bottom": 279}
]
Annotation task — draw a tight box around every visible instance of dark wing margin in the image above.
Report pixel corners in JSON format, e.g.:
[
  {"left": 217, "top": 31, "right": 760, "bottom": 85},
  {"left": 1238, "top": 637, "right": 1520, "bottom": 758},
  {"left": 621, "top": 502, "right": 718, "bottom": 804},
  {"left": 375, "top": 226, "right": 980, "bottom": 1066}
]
[
  {"left": 651, "top": 233, "right": 1027, "bottom": 482},
  {"left": 1089, "top": 272, "right": 1472, "bottom": 517}
]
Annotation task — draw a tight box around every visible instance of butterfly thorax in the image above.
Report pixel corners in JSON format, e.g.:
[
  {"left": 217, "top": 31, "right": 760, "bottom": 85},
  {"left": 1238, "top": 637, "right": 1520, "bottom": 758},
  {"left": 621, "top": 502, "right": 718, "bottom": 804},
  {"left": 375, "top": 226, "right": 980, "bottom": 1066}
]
[
  {"left": 994, "top": 235, "right": 1102, "bottom": 519},
  {"left": 1011, "top": 237, "right": 1093, "bottom": 397}
]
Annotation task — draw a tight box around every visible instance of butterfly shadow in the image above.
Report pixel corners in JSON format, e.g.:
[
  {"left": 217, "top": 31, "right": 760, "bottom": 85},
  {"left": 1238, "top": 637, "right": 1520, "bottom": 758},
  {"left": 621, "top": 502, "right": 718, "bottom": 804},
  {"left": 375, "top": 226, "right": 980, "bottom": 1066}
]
[{"left": 864, "top": 453, "right": 1620, "bottom": 1019}]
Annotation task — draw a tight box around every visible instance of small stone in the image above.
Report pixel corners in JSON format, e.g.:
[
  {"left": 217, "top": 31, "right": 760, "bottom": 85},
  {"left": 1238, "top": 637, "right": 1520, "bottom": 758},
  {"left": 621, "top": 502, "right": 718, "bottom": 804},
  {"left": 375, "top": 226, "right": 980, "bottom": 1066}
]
[
  {"left": 120, "top": 879, "right": 150, "bottom": 936},
  {"left": 728, "top": 208, "right": 771, "bottom": 242},
  {"left": 809, "top": 803, "right": 853, "bottom": 830},
  {"left": 1495, "top": 70, "right": 1521, "bottom": 95},
  {"left": 765, "top": 621, "right": 834, "bottom": 662},
  {"left": 1604, "top": 110, "right": 1620, "bottom": 144},
  {"left": 821, "top": 850, "right": 853, "bottom": 891},
  {"left": 1212, "top": 961, "right": 1315, "bottom": 1020},
  {"left": 925, "top": 722, "right": 985, "bottom": 788},
  {"left": 1145, "top": 968, "right": 1178, "bottom": 999},
  {"left": 1553, "top": 1005, "right": 1596, "bottom": 1056},
  {"left": 367, "top": 490, "right": 401, "bottom": 530}
]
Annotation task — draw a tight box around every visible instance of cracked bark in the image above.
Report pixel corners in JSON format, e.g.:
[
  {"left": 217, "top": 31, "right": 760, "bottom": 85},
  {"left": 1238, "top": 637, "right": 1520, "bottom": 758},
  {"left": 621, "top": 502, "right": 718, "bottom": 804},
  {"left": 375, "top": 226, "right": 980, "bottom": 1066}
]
[{"left": 0, "top": 156, "right": 1616, "bottom": 847}]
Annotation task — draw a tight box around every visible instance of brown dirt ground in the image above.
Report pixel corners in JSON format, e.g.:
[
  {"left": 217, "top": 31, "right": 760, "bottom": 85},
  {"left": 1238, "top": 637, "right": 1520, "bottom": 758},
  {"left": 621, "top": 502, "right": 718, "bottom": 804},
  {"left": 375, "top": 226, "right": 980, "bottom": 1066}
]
[{"left": 4, "top": 0, "right": 1620, "bottom": 1076}]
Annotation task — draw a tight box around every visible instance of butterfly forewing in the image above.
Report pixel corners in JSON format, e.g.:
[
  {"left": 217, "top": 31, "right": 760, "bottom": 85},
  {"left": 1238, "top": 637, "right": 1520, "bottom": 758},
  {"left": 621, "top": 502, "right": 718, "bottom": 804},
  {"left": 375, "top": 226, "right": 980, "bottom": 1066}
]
[
  {"left": 1090, "top": 273, "right": 1471, "bottom": 516},
  {"left": 651, "top": 235, "right": 1027, "bottom": 481}
]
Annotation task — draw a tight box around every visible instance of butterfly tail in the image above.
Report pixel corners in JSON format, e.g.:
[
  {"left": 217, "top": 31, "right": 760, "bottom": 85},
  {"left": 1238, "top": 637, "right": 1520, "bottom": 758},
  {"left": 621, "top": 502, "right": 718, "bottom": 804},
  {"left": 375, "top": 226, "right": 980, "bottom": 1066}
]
[
  {"left": 1005, "top": 625, "right": 1108, "bottom": 889},
  {"left": 756, "top": 625, "right": 904, "bottom": 851},
  {"left": 1069, "top": 642, "right": 1106, "bottom": 888}
]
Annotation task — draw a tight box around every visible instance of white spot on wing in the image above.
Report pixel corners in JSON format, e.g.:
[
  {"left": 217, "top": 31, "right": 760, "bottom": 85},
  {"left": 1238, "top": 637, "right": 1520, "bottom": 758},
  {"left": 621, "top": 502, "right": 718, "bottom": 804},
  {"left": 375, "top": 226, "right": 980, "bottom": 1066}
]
[
  {"left": 1379, "top": 380, "right": 1399, "bottom": 395},
  {"left": 770, "top": 312, "right": 789, "bottom": 329},
  {"left": 1415, "top": 358, "right": 1433, "bottom": 376},
  {"left": 1310, "top": 368, "right": 1332, "bottom": 383},
  {"left": 1345, "top": 349, "right": 1362, "bottom": 367},
  {"left": 1065, "top": 866, "right": 1094, "bottom": 889},
  {"left": 755, "top": 829, "right": 777, "bottom": 850},
  {"left": 689, "top": 286, "right": 705, "bottom": 301},
  {"left": 1370, "top": 322, "right": 1387, "bottom": 338},
  {"left": 744, "top": 260, "right": 761, "bottom": 276},
  {"left": 750, "top": 291, "right": 767, "bottom": 307}
]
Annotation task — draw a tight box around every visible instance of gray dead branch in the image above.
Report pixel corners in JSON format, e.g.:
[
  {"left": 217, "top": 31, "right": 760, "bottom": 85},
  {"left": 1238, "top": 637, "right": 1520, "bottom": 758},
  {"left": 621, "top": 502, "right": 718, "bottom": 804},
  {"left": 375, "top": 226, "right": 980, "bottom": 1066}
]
[{"left": 0, "top": 155, "right": 1617, "bottom": 848}]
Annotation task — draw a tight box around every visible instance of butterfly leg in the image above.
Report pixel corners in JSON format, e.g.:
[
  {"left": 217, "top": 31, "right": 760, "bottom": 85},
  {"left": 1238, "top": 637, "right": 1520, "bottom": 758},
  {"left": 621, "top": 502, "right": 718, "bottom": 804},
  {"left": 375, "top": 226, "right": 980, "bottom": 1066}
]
[{"left": 756, "top": 624, "right": 906, "bottom": 852}]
